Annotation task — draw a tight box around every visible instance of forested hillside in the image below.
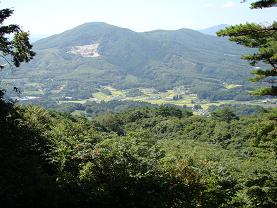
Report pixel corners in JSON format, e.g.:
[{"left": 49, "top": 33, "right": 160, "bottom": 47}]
[
  {"left": 1, "top": 22, "right": 257, "bottom": 101},
  {"left": 1, "top": 98, "right": 276, "bottom": 207}
]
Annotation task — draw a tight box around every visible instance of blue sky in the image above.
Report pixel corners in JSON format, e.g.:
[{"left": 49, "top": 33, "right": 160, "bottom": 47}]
[{"left": 1, "top": 0, "right": 276, "bottom": 37}]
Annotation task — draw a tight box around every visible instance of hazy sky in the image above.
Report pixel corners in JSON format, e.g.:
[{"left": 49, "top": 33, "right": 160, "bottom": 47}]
[{"left": 1, "top": 0, "right": 276, "bottom": 37}]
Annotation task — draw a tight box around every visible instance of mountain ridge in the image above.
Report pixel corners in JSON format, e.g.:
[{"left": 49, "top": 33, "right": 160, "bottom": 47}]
[{"left": 4, "top": 22, "right": 254, "bottom": 101}]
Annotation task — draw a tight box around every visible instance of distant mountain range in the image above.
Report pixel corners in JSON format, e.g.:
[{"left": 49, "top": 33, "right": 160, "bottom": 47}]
[
  {"left": 2, "top": 22, "right": 254, "bottom": 101},
  {"left": 199, "top": 24, "right": 230, "bottom": 36}
]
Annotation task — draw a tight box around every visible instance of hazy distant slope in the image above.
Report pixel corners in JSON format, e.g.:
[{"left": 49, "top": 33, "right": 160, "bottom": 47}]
[
  {"left": 9, "top": 22, "right": 252, "bottom": 99},
  {"left": 199, "top": 24, "right": 229, "bottom": 36}
]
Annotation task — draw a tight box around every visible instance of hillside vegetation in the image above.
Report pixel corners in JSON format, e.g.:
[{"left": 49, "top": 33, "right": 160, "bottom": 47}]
[
  {"left": 1, "top": 98, "right": 276, "bottom": 208},
  {"left": 0, "top": 22, "right": 258, "bottom": 102}
]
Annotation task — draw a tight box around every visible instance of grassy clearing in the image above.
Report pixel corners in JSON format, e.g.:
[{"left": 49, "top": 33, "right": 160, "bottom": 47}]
[
  {"left": 93, "top": 92, "right": 113, "bottom": 101},
  {"left": 23, "top": 90, "right": 44, "bottom": 96},
  {"left": 64, "top": 86, "right": 276, "bottom": 109},
  {"left": 224, "top": 84, "right": 242, "bottom": 89},
  {"left": 133, "top": 97, "right": 193, "bottom": 106},
  {"left": 103, "top": 86, "right": 126, "bottom": 97},
  {"left": 24, "top": 82, "right": 42, "bottom": 87},
  {"left": 59, "top": 100, "right": 88, "bottom": 104},
  {"left": 91, "top": 86, "right": 200, "bottom": 106}
]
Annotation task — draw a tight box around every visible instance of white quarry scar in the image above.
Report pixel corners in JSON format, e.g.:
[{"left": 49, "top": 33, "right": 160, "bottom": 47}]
[{"left": 70, "top": 43, "right": 100, "bottom": 57}]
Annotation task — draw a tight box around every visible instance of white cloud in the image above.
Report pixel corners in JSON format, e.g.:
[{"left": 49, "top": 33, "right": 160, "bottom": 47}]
[{"left": 223, "top": 1, "right": 235, "bottom": 8}]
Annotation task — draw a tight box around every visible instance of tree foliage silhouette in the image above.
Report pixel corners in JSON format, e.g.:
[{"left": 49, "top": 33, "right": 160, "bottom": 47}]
[
  {"left": 217, "top": 0, "right": 277, "bottom": 96},
  {"left": 0, "top": 7, "right": 35, "bottom": 100},
  {"left": 0, "top": 8, "right": 35, "bottom": 68}
]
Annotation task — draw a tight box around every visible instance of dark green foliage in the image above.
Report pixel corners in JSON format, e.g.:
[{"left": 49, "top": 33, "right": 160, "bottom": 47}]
[
  {"left": 211, "top": 108, "right": 239, "bottom": 123},
  {"left": 94, "top": 113, "right": 126, "bottom": 136},
  {"left": 31, "top": 100, "right": 156, "bottom": 117},
  {"left": 77, "top": 137, "right": 203, "bottom": 208},
  {"left": 0, "top": 99, "right": 57, "bottom": 207},
  {"left": 1, "top": 97, "right": 276, "bottom": 207},
  {"left": 249, "top": 0, "right": 277, "bottom": 9},
  {"left": 244, "top": 169, "right": 277, "bottom": 207},
  {"left": 126, "top": 108, "right": 150, "bottom": 122},
  {"left": 155, "top": 105, "right": 188, "bottom": 118},
  {"left": 208, "top": 104, "right": 266, "bottom": 116},
  {"left": 200, "top": 167, "right": 238, "bottom": 208}
]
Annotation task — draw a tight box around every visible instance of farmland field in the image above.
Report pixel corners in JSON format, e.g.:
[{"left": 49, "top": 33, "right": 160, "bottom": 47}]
[{"left": 89, "top": 86, "right": 276, "bottom": 109}]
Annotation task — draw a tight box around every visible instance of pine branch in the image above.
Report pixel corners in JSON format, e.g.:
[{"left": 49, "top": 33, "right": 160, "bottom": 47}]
[
  {"left": 221, "top": 1, "right": 277, "bottom": 96},
  {"left": 217, "top": 23, "right": 277, "bottom": 39},
  {"left": 0, "top": 8, "right": 13, "bottom": 24},
  {"left": 250, "top": 0, "right": 277, "bottom": 9}
]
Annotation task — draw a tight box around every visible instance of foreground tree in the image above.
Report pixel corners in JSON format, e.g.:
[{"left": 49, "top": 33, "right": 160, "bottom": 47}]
[
  {"left": 0, "top": 8, "right": 35, "bottom": 68},
  {"left": 217, "top": 0, "right": 277, "bottom": 96},
  {"left": 0, "top": 7, "right": 35, "bottom": 100}
]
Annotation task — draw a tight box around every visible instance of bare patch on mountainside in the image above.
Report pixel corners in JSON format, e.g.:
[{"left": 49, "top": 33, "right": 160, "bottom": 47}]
[{"left": 70, "top": 43, "right": 100, "bottom": 57}]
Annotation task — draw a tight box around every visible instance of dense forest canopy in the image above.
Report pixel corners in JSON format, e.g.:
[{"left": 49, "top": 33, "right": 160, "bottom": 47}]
[{"left": 0, "top": 102, "right": 276, "bottom": 207}]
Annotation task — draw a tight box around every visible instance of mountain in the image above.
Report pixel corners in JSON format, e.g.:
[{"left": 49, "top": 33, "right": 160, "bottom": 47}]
[
  {"left": 29, "top": 34, "right": 49, "bottom": 43},
  {"left": 3, "top": 22, "right": 253, "bottom": 101},
  {"left": 199, "top": 24, "right": 230, "bottom": 36}
]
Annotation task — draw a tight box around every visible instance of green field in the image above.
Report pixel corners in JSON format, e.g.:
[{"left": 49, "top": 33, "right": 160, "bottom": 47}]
[
  {"left": 224, "top": 84, "right": 242, "bottom": 89},
  {"left": 89, "top": 86, "right": 277, "bottom": 109},
  {"left": 91, "top": 86, "right": 197, "bottom": 106},
  {"left": 58, "top": 100, "right": 88, "bottom": 104},
  {"left": 21, "top": 83, "right": 274, "bottom": 109}
]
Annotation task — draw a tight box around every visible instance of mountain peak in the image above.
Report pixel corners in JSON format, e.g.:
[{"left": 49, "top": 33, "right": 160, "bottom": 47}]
[
  {"left": 34, "top": 22, "right": 136, "bottom": 49},
  {"left": 73, "top": 22, "right": 121, "bottom": 30}
]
